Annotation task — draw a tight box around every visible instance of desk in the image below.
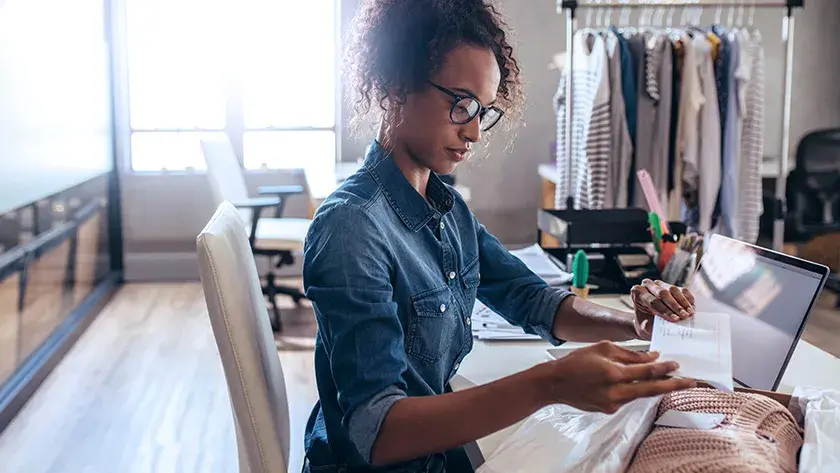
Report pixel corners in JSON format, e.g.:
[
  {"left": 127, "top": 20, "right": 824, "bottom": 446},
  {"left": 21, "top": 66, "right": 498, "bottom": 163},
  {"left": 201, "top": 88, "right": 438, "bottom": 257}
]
[
  {"left": 451, "top": 294, "right": 840, "bottom": 464},
  {"left": 537, "top": 164, "right": 561, "bottom": 248}
]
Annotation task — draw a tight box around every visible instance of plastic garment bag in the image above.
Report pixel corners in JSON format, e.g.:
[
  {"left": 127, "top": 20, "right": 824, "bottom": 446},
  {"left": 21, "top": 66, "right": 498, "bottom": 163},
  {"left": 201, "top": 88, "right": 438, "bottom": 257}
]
[
  {"left": 477, "top": 396, "right": 661, "bottom": 473},
  {"left": 795, "top": 386, "right": 840, "bottom": 473}
]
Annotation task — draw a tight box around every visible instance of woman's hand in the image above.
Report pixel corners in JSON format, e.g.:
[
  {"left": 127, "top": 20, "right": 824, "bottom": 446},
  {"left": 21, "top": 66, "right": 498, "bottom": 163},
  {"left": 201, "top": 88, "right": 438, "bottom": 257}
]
[
  {"left": 540, "top": 341, "right": 696, "bottom": 413},
  {"left": 630, "top": 279, "right": 695, "bottom": 340}
]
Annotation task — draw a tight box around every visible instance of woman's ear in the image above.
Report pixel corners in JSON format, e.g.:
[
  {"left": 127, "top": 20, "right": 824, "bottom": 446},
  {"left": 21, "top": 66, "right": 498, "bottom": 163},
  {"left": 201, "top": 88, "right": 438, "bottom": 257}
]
[{"left": 377, "top": 89, "right": 406, "bottom": 112}]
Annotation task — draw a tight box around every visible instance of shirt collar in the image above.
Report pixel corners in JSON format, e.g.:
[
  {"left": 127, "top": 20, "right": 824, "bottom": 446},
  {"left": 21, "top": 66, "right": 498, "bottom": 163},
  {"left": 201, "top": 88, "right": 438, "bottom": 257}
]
[{"left": 363, "top": 140, "right": 455, "bottom": 232}]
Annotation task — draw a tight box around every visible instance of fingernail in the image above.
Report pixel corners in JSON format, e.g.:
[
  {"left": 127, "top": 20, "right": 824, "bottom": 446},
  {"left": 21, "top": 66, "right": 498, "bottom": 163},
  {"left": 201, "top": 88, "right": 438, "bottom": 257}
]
[
  {"left": 680, "top": 310, "right": 689, "bottom": 318},
  {"left": 649, "top": 351, "right": 660, "bottom": 358},
  {"left": 670, "top": 362, "right": 680, "bottom": 370}
]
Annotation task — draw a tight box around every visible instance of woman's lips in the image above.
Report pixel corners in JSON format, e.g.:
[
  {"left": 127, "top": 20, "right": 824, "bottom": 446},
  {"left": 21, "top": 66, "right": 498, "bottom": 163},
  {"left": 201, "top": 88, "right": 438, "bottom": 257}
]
[{"left": 446, "top": 148, "right": 469, "bottom": 162}]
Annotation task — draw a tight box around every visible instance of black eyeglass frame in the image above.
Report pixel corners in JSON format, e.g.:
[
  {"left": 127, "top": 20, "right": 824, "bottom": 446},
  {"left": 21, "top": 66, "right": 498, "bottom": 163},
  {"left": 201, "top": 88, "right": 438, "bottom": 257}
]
[{"left": 427, "top": 81, "right": 505, "bottom": 132}]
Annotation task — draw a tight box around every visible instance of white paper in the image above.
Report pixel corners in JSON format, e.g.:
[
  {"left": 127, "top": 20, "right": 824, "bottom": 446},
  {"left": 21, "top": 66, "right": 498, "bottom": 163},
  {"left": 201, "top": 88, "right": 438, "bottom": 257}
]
[
  {"left": 469, "top": 245, "right": 570, "bottom": 341},
  {"left": 649, "top": 312, "right": 734, "bottom": 392},
  {"left": 471, "top": 300, "right": 541, "bottom": 341},
  {"left": 510, "top": 244, "right": 572, "bottom": 284},
  {"left": 655, "top": 410, "right": 725, "bottom": 430}
]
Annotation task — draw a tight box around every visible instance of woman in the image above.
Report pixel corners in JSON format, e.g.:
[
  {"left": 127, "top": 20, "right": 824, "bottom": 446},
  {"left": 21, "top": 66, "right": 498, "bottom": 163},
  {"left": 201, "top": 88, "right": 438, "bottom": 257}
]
[{"left": 302, "top": 1, "right": 696, "bottom": 472}]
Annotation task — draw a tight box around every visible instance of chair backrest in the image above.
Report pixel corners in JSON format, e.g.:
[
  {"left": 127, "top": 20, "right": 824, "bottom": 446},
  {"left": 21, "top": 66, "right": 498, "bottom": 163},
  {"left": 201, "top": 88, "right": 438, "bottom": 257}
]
[
  {"left": 196, "top": 202, "right": 291, "bottom": 473},
  {"left": 792, "top": 128, "right": 840, "bottom": 225},
  {"left": 200, "top": 137, "right": 253, "bottom": 224},
  {"left": 0, "top": 248, "right": 25, "bottom": 385}
]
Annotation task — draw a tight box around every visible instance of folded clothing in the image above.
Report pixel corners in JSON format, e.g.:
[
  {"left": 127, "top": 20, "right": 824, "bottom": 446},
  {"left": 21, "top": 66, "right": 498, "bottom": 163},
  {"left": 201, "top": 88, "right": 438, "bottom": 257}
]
[{"left": 627, "top": 388, "right": 803, "bottom": 473}]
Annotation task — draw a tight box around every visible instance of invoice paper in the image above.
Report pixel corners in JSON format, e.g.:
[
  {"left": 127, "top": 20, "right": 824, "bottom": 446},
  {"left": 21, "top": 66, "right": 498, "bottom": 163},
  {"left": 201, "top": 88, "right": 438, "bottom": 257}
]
[{"left": 649, "top": 312, "right": 734, "bottom": 391}]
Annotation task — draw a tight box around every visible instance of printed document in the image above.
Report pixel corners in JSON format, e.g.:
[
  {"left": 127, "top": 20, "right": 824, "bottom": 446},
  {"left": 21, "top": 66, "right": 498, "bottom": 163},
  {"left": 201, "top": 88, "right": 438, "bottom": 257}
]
[{"left": 649, "top": 312, "right": 734, "bottom": 391}]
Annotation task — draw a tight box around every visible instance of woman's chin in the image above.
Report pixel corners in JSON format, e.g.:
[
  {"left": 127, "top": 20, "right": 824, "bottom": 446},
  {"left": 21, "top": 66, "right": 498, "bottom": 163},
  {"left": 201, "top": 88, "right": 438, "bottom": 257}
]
[{"left": 431, "top": 159, "right": 461, "bottom": 176}]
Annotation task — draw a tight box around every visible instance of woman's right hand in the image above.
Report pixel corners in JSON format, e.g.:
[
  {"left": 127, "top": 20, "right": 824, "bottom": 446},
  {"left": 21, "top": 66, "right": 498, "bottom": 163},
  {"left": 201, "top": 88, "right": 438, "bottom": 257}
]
[{"left": 538, "top": 341, "right": 696, "bottom": 414}]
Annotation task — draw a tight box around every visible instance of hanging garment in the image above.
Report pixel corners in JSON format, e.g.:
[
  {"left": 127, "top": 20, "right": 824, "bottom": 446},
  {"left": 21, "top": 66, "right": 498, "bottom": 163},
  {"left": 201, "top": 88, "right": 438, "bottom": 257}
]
[
  {"left": 670, "top": 32, "right": 704, "bottom": 222},
  {"left": 634, "top": 33, "right": 673, "bottom": 210},
  {"left": 737, "top": 29, "right": 766, "bottom": 244},
  {"left": 606, "top": 31, "right": 634, "bottom": 208},
  {"left": 611, "top": 26, "right": 638, "bottom": 147},
  {"left": 586, "top": 34, "right": 613, "bottom": 210},
  {"left": 667, "top": 36, "right": 682, "bottom": 203},
  {"left": 717, "top": 31, "right": 744, "bottom": 238},
  {"left": 554, "top": 32, "right": 610, "bottom": 209},
  {"left": 683, "top": 34, "right": 721, "bottom": 233}
]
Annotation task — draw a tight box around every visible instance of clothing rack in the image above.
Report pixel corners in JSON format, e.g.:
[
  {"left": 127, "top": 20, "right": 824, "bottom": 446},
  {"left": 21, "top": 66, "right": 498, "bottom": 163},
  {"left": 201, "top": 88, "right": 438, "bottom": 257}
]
[{"left": 557, "top": 0, "right": 804, "bottom": 252}]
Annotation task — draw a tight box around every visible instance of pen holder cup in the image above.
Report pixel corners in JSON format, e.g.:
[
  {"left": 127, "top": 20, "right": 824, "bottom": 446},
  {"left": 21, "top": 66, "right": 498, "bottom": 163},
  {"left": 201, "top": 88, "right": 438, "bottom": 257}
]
[
  {"left": 661, "top": 249, "right": 699, "bottom": 286},
  {"left": 571, "top": 285, "right": 590, "bottom": 299}
]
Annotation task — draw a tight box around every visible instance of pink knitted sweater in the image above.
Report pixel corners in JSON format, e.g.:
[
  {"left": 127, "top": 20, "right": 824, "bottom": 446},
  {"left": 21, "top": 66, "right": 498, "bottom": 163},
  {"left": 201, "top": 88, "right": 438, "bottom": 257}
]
[{"left": 627, "top": 388, "right": 803, "bottom": 473}]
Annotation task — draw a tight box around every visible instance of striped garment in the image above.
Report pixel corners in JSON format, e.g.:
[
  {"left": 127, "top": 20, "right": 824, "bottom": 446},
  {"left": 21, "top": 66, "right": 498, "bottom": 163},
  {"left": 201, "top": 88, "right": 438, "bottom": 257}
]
[
  {"left": 737, "top": 29, "right": 765, "bottom": 244},
  {"left": 555, "top": 32, "right": 611, "bottom": 209}
]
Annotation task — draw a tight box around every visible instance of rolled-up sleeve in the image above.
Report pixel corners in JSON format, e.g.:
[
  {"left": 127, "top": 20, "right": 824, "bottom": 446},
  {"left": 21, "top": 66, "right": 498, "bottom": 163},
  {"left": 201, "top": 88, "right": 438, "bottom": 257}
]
[
  {"left": 473, "top": 216, "right": 574, "bottom": 346},
  {"left": 303, "top": 203, "right": 407, "bottom": 463}
]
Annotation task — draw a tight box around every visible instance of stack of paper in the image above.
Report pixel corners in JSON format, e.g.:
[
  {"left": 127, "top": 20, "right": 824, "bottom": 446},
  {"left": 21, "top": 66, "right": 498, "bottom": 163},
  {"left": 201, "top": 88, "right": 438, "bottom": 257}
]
[
  {"left": 471, "top": 300, "right": 542, "bottom": 340},
  {"left": 509, "top": 244, "right": 572, "bottom": 287},
  {"left": 470, "top": 245, "right": 571, "bottom": 341},
  {"left": 649, "top": 312, "right": 734, "bottom": 391}
]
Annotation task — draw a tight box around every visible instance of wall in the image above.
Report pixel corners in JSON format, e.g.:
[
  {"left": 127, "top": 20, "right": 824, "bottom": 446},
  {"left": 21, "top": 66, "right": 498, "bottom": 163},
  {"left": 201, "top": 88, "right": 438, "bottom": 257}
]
[
  {"left": 341, "top": 0, "right": 840, "bottom": 245},
  {"left": 0, "top": 0, "right": 113, "bottom": 215},
  {"left": 122, "top": 0, "right": 840, "bottom": 280}
]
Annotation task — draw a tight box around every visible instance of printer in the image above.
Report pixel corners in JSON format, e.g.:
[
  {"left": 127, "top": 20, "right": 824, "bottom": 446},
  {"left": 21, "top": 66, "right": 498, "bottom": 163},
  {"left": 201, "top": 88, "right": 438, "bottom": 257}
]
[{"left": 537, "top": 208, "right": 684, "bottom": 294}]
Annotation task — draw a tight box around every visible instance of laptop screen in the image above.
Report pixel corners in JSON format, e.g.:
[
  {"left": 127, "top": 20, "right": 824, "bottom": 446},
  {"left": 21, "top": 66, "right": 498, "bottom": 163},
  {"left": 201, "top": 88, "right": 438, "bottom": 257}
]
[{"left": 689, "top": 235, "right": 828, "bottom": 391}]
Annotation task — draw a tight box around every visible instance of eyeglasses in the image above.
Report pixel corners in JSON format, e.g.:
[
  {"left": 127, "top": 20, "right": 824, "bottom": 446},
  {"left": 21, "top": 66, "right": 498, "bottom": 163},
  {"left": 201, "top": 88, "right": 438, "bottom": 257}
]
[{"left": 427, "top": 81, "right": 505, "bottom": 132}]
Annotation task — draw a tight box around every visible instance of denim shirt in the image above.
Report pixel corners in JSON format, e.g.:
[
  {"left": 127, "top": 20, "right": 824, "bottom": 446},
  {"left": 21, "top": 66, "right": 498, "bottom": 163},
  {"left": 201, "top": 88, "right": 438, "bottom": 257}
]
[{"left": 302, "top": 140, "right": 572, "bottom": 472}]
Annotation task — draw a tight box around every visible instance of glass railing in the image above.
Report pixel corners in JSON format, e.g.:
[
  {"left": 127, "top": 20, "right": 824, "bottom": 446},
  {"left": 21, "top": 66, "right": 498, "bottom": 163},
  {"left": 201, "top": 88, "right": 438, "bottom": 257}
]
[{"left": 0, "top": 179, "right": 110, "bottom": 389}]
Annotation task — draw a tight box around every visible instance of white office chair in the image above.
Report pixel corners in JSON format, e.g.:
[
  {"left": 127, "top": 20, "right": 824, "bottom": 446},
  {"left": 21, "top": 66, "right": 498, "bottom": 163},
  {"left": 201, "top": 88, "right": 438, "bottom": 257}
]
[
  {"left": 200, "top": 136, "right": 312, "bottom": 331},
  {"left": 197, "top": 202, "right": 292, "bottom": 473}
]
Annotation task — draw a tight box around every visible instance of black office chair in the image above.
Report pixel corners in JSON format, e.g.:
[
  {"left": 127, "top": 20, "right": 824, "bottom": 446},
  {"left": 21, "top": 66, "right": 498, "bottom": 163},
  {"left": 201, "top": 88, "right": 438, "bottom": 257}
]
[
  {"left": 200, "top": 137, "right": 311, "bottom": 332},
  {"left": 782, "top": 128, "right": 840, "bottom": 305}
]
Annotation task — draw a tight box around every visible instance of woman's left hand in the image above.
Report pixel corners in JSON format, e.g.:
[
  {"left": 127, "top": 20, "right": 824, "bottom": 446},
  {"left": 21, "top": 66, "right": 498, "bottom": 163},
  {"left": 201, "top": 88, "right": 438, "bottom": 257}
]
[{"left": 630, "top": 279, "right": 695, "bottom": 340}]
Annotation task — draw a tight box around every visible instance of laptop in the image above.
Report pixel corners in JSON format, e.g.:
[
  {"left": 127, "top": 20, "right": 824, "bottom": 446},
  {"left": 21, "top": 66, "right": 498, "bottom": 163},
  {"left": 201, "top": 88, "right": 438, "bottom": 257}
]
[{"left": 689, "top": 234, "right": 830, "bottom": 391}]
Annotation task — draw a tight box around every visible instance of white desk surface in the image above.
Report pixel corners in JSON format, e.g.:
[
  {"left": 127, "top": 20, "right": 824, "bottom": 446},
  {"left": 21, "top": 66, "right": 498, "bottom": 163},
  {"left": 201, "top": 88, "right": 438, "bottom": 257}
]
[{"left": 451, "top": 294, "right": 840, "bottom": 461}]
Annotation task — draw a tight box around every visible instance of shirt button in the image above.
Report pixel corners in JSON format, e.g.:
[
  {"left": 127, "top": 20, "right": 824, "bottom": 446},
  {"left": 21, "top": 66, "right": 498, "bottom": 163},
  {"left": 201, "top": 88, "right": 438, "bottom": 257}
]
[
  {"left": 440, "top": 221, "right": 446, "bottom": 230},
  {"left": 448, "top": 271, "right": 456, "bottom": 280},
  {"left": 453, "top": 362, "right": 460, "bottom": 371},
  {"left": 440, "top": 304, "right": 446, "bottom": 313},
  {"left": 466, "top": 317, "right": 471, "bottom": 326}
]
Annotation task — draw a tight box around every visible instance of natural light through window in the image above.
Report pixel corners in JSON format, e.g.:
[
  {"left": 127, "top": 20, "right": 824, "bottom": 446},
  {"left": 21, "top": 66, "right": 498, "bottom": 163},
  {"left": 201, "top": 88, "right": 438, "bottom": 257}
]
[{"left": 125, "top": 0, "right": 336, "bottom": 172}]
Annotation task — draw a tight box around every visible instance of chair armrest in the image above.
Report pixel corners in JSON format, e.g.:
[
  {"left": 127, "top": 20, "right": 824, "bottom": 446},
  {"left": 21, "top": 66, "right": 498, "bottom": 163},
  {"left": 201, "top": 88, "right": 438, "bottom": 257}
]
[
  {"left": 229, "top": 197, "right": 280, "bottom": 249},
  {"left": 258, "top": 185, "right": 304, "bottom": 197},
  {"left": 229, "top": 196, "right": 281, "bottom": 209}
]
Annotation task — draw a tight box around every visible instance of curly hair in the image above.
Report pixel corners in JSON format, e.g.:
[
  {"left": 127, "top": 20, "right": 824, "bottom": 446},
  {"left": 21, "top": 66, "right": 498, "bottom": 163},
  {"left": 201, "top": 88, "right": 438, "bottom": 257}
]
[{"left": 344, "top": 0, "right": 524, "bottom": 138}]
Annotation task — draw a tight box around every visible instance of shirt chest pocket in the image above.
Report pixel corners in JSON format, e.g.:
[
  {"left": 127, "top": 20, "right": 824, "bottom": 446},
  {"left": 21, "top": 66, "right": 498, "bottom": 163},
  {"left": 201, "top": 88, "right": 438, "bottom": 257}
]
[
  {"left": 407, "top": 285, "right": 458, "bottom": 364},
  {"left": 460, "top": 256, "right": 480, "bottom": 291}
]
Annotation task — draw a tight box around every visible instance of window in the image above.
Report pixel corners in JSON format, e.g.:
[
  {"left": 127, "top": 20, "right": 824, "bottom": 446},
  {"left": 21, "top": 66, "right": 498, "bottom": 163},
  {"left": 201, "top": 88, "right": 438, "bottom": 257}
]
[{"left": 124, "top": 0, "right": 337, "bottom": 172}]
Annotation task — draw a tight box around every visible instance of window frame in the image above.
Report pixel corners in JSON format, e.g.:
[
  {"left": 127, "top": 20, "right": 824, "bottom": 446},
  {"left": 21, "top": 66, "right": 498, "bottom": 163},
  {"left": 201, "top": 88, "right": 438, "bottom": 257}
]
[{"left": 117, "top": 0, "right": 342, "bottom": 175}]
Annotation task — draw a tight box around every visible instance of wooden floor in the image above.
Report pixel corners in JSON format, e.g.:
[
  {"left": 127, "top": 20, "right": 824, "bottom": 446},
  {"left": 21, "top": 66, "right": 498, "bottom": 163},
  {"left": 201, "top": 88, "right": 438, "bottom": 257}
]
[
  {"left": 0, "top": 281, "right": 838, "bottom": 473},
  {"left": 0, "top": 282, "right": 318, "bottom": 473}
]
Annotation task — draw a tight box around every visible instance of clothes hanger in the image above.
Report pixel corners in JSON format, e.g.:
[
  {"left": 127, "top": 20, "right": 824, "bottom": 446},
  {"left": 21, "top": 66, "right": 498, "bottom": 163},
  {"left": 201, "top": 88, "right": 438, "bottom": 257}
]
[
  {"left": 620, "top": 6, "right": 631, "bottom": 29},
  {"left": 595, "top": 0, "right": 604, "bottom": 28},
  {"left": 727, "top": 0, "right": 737, "bottom": 28}
]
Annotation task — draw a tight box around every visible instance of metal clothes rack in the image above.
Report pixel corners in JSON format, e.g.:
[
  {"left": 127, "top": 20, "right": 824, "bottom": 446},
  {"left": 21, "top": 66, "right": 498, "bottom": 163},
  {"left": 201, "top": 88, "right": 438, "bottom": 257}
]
[{"left": 557, "top": 0, "right": 805, "bottom": 252}]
